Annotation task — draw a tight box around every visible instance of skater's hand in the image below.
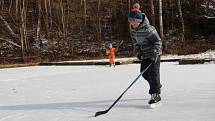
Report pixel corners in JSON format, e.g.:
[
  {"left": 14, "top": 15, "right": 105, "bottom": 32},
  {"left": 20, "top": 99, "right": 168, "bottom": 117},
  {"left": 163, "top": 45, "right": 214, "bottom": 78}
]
[{"left": 150, "top": 52, "right": 159, "bottom": 63}]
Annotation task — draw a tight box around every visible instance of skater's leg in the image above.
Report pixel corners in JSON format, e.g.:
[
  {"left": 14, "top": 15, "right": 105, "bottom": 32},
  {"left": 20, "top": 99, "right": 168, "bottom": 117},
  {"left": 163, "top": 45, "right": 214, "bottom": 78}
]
[
  {"left": 148, "top": 56, "right": 162, "bottom": 94},
  {"left": 109, "top": 56, "right": 115, "bottom": 67},
  {"left": 109, "top": 56, "right": 112, "bottom": 66},
  {"left": 141, "top": 57, "right": 162, "bottom": 95}
]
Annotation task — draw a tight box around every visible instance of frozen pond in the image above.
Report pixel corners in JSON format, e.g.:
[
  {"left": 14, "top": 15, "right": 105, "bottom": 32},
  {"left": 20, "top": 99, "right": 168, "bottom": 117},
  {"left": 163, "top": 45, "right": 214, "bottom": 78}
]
[{"left": 0, "top": 62, "right": 215, "bottom": 121}]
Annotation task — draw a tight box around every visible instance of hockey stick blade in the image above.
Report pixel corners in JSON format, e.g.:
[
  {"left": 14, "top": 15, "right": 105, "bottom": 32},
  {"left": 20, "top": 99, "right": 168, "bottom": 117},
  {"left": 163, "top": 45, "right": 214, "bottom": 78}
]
[
  {"left": 95, "top": 110, "right": 108, "bottom": 117},
  {"left": 94, "top": 63, "right": 152, "bottom": 117}
]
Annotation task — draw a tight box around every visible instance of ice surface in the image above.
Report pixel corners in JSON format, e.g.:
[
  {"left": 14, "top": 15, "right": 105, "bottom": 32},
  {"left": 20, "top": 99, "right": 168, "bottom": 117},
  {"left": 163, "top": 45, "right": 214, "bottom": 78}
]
[{"left": 0, "top": 62, "right": 215, "bottom": 121}]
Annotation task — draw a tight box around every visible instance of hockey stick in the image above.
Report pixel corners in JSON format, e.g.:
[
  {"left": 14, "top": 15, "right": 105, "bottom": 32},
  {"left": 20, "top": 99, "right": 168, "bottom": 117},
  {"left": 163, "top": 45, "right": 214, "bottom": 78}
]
[
  {"left": 116, "top": 40, "right": 124, "bottom": 51},
  {"left": 95, "top": 62, "right": 152, "bottom": 117}
]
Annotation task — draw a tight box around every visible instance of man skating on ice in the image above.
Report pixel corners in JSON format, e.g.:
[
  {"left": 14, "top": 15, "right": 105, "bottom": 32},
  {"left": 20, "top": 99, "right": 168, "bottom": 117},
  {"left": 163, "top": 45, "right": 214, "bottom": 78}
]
[{"left": 128, "top": 3, "right": 162, "bottom": 105}]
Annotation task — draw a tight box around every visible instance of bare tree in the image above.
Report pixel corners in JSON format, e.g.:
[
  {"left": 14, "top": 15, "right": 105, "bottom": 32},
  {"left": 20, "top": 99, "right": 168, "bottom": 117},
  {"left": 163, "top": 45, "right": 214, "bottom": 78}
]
[
  {"left": 0, "top": 0, "right": 2, "bottom": 10},
  {"left": 20, "top": 0, "right": 28, "bottom": 61},
  {"left": 176, "top": 0, "right": 185, "bottom": 47},
  {"left": 15, "top": 0, "right": 19, "bottom": 16},
  {"left": 98, "top": 0, "right": 102, "bottom": 42},
  {"left": 44, "top": 0, "right": 50, "bottom": 40},
  {"left": 128, "top": 0, "right": 131, "bottom": 10},
  {"left": 150, "top": 0, "right": 155, "bottom": 26},
  {"left": 1, "top": 1, "right": 5, "bottom": 10},
  {"left": 9, "top": 0, "right": 13, "bottom": 14},
  {"left": 60, "top": 0, "right": 65, "bottom": 35},
  {"left": 0, "top": 15, "right": 18, "bottom": 39},
  {"left": 158, "top": 0, "right": 164, "bottom": 41},
  {"left": 36, "top": 0, "right": 41, "bottom": 47},
  {"left": 0, "top": 38, "right": 21, "bottom": 48},
  {"left": 83, "top": 0, "right": 86, "bottom": 25},
  {"left": 0, "top": 15, "right": 20, "bottom": 48},
  {"left": 166, "top": 0, "right": 173, "bottom": 30},
  {"left": 47, "top": 0, "right": 52, "bottom": 28},
  {"left": 65, "top": 0, "right": 70, "bottom": 40},
  {"left": 94, "top": 0, "right": 103, "bottom": 57}
]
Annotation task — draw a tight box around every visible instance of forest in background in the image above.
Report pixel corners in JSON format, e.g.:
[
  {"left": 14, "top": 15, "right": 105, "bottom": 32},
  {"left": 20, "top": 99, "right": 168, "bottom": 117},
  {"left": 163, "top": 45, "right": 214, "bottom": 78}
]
[{"left": 0, "top": 0, "right": 215, "bottom": 64}]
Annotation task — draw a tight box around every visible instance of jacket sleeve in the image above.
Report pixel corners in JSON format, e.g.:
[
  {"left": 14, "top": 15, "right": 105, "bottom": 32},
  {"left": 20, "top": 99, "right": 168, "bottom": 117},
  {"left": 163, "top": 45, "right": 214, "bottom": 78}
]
[{"left": 148, "top": 29, "right": 162, "bottom": 55}]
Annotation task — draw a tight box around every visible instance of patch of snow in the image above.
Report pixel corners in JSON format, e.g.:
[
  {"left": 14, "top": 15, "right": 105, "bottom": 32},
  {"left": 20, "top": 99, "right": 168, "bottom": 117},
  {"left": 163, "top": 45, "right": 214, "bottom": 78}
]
[{"left": 162, "top": 50, "right": 215, "bottom": 60}]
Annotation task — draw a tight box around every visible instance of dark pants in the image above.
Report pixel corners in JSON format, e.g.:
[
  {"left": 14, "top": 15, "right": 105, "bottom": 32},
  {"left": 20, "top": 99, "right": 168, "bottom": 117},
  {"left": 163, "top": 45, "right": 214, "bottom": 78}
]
[{"left": 140, "top": 56, "right": 162, "bottom": 94}]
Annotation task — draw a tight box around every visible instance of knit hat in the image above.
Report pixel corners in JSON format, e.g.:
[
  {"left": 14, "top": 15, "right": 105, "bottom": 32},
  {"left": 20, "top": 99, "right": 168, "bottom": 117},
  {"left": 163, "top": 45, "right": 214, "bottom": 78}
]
[
  {"left": 128, "top": 3, "right": 144, "bottom": 22},
  {"left": 108, "top": 43, "right": 113, "bottom": 48},
  {"left": 133, "top": 3, "right": 140, "bottom": 10}
]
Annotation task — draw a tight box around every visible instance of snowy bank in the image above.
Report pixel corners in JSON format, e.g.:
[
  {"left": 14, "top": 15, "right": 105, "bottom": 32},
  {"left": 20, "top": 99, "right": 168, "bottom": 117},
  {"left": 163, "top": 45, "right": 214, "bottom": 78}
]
[{"left": 39, "top": 50, "right": 215, "bottom": 66}]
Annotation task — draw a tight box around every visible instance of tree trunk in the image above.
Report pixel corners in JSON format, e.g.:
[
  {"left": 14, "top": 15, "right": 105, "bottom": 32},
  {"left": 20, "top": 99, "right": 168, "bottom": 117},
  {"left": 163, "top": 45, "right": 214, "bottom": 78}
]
[
  {"left": 166, "top": 0, "right": 170, "bottom": 30},
  {"left": 84, "top": 0, "right": 86, "bottom": 25},
  {"left": 150, "top": 0, "right": 155, "bottom": 26},
  {"left": 48, "top": 0, "right": 52, "bottom": 28},
  {"left": 44, "top": 0, "right": 50, "bottom": 40},
  {"left": 15, "top": 0, "right": 19, "bottom": 16},
  {"left": 20, "top": 0, "right": 28, "bottom": 62},
  {"left": 0, "top": 0, "right": 2, "bottom": 10},
  {"left": 158, "top": 0, "right": 164, "bottom": 41},
  {"left": 176, "top": 0, "right": 185, "bottom": 47},
  {"left": 65, "top": 0, "right": 70, "bottom": 40},
  {"left": 128, "top": 0, "right": 131, "bottom": 11},
  {"left": 36, "top": 0, "right": 41, "bottom": 48},
  {"left": 97, "top": 1, "right": 102, "bottom": 57},
  {"left": 9, "top": 0, "right": 13, "bottom": 14},
  {"left": 60, "top": 0, "right": 65, "bottom": 35},
  {"left": 171, "top": 2, "right": 175, "bottom": 30}
]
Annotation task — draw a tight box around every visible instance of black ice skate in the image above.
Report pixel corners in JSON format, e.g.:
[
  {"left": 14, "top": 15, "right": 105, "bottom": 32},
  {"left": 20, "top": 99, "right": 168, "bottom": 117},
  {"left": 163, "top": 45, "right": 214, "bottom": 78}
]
[{"left": 148, "top": 93, "right": 162, "bottom": 108}]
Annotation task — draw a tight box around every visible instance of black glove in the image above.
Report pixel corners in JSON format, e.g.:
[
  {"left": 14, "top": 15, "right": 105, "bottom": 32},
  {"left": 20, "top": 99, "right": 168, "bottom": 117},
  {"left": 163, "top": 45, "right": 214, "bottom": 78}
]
[
  {"left": 150, "top": 52, "right": 159, "bottom": 63},
  {"left": 137, "top": 53, "right": 143, "bottom": 60}
]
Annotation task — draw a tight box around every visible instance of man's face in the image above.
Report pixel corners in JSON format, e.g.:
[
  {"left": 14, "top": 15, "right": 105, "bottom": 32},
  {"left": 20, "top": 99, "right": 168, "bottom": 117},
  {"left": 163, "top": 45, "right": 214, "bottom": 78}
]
[{"left": 129, "top": 20, "right": 140, "bottom": 28}]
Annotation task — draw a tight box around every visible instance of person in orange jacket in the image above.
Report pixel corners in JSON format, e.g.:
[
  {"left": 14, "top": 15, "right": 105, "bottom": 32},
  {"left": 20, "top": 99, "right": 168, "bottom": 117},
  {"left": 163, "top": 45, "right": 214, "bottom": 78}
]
[{"left": 106, "top": 43, "right": 117, "bottom": 67}]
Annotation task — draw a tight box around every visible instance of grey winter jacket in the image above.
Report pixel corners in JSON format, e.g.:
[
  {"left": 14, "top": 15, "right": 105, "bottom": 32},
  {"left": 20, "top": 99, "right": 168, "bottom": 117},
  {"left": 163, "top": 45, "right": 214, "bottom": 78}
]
[{"left": 130, "top": 13, "right": 162, "bottom": 60}]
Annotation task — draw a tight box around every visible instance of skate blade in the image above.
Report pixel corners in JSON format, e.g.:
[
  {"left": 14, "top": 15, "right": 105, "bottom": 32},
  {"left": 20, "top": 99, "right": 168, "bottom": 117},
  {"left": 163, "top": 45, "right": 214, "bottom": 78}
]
[{"left": 149, "top": 102, "right": 162, "bottom": 109}]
